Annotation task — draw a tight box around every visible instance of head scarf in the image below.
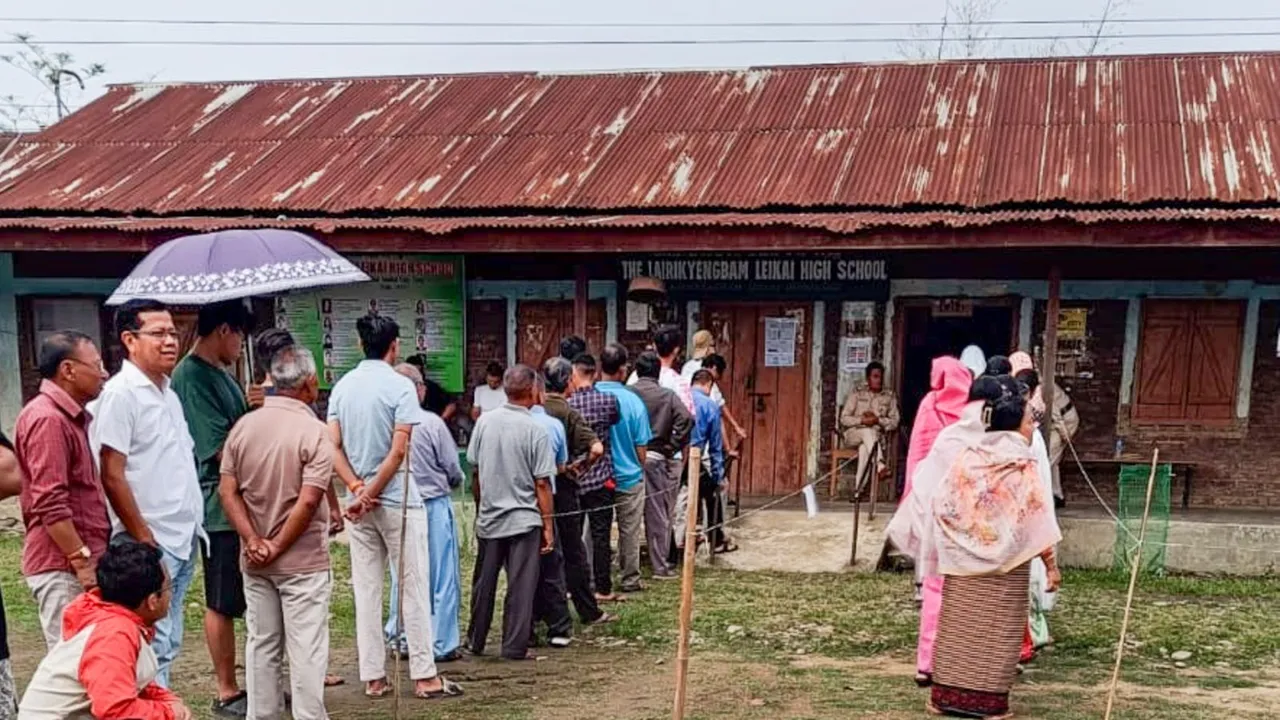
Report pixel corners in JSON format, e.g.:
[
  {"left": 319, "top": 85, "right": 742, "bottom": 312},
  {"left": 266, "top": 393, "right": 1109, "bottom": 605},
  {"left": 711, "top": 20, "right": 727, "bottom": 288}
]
[
  {"left": 959, "top": 345, "right": 986, "bottom": 377},
  {"left": 902, "top": 357, "right": 973, "bottom": 500},
  {"left": 1009, "top": 351, "right": 1034, "bottom": 376},
  {"left": 931, "top": 431, "right": 1061, "bottom": 576},
  {"left": 691, "top": 330, "right": 714, "bottom": 359}
]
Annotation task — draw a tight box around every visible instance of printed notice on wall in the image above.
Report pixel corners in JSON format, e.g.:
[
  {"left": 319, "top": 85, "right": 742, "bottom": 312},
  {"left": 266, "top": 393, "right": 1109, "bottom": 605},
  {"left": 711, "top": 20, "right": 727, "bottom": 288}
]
[
  {"left": 763, "top": 316, "right": 799, "bottom": 367},
  {"left": 842, "top": 337, "right": 874, "bottom": 374},
  {"left": 1059, "top": 308, "right": 1088, "bottom": 340},
  {"left": 276, "top": 254, "right": 465, "bottom": 392},
  {"left": 625, "top": 300, "right": 650, "bottom": 332}
]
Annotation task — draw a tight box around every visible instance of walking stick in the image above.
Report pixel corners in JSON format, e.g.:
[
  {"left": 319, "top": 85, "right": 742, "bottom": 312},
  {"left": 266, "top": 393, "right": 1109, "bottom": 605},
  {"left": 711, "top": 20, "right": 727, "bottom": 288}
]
[
  {"left": 393, "top": 451, "right": 412, "bottom": 720},
  {"left": 672, "top": 447, "right": 703, "bottom": 720},
  {"left": 1103, "top": 448, "right": 1160, "bottom": 720}
]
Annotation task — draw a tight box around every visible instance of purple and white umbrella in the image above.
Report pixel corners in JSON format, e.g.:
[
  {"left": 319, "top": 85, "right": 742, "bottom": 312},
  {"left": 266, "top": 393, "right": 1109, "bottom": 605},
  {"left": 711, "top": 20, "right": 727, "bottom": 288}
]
[{"left": 106, "top": 229, "right": 370, "bottom": 305}]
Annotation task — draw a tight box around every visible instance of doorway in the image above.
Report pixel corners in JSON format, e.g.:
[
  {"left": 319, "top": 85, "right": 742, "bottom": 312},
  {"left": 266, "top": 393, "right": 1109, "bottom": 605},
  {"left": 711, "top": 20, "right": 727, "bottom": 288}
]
[
  {"left": 895, "top": 298, "right": 1019, "bottom": 435},
  {"left": 701, "top": 302, "right": 812, "bottom": 497},
  {"left": 516, "top": 300, "right": 607, "bottom": 368}
]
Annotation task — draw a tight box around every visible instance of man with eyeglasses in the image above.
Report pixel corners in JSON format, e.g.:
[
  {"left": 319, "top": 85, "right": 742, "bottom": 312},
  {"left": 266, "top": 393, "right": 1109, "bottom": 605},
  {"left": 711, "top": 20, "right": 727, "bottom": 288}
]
[
  {"left": 90, "top": 299, "right": 205, "bottom": 689},
  {"left": 171, "top": 300, "right": 254, "bottom": 717},
  {"left": 16, "top": 331, "right": 109, "bottom": 650}
]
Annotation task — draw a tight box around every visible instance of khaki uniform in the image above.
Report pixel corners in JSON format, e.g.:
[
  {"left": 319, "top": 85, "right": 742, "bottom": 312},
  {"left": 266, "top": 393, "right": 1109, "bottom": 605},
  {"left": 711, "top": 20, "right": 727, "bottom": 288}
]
[
  {"left": 1046, "top": 382, "right": 1079, "bottom": 500},
  {"left": 839, "top": 386, "right": 901, "bottom": 494}
]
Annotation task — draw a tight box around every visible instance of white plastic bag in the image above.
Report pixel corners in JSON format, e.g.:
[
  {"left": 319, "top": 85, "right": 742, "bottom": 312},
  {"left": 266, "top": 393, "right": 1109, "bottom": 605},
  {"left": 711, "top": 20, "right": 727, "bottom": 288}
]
[{"left": 1029, "top": 556, "right": 1058, "bottom": 613}]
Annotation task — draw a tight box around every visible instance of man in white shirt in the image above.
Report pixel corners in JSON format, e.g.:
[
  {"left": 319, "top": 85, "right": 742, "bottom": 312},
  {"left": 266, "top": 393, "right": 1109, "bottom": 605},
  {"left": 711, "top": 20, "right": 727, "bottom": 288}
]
[
  {"left": 470, "top": 360, "right": 508, "bottom": 421},
  {"left": 90, "top": 299, "right": 205, "bottom": 689}
]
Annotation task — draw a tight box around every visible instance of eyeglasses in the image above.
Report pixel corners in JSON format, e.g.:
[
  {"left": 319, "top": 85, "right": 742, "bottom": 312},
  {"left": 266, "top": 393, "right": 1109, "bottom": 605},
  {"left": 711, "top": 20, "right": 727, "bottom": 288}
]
[{"left": 129, "top": 329, "right": 180, "bottom": 341}]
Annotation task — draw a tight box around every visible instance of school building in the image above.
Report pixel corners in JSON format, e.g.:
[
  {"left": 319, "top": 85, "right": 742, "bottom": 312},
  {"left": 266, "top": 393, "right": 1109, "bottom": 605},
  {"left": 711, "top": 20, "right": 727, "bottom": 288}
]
[{"left": 1, "top": 52, "right": 1279, "bottom": 511}]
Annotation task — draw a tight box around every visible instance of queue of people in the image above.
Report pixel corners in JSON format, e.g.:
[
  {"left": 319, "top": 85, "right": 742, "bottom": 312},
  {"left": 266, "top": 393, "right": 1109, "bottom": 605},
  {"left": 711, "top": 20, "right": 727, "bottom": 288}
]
[
  {"left": 888, "top": 348, "right": 1067, "bottom": 719},
  {"left": 4, "top": 297, "right": 745, "bottom": 720}
]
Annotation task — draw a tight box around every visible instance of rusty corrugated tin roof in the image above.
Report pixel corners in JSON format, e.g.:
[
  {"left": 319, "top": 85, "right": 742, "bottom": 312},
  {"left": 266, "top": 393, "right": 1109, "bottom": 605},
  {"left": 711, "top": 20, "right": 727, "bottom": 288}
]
[{"left": 2, "top": 53, "right": 1280, "bottom": 215}]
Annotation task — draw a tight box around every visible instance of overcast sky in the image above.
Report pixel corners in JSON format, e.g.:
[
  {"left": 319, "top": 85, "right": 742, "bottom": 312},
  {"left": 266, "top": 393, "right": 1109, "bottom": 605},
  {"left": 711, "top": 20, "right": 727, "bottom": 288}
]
[{"left": 3, "top": 0, "right": 1280, "bottom": 129}]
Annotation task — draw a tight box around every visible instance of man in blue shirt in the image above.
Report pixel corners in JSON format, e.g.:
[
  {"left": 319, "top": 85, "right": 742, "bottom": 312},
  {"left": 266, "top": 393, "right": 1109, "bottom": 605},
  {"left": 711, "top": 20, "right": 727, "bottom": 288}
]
[
  {"left": 328, "top": 313, "right": 458, "bottom": 700},
  {"left": 529, "top": 377, "right": 574, "bottom": 647},
  {"left": 691, "top": 369, "right": 729, "bottom": 553},
  {"left": 595, "top": 344, "right": 652, "bottom": 594}
]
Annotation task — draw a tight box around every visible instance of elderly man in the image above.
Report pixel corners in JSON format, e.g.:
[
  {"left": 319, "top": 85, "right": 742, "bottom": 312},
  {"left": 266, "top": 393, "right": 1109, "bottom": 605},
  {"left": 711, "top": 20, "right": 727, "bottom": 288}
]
[
  {"left": 327, "top": 313, "right": 458, "bottom": 700},
  {"left": 90, "top": 299, "right": 204, "bottom": 689},
  {"left": 17, "top": 331, "right": 109, "bottom": 650},
  {"left": 838, "top": 361, "right": 900, "bottom": 499},
  {"left": 384, "top": 363, "right": 466, "bottom": 663},
  {"left": 540, "top": 357, "right": 611, "bottom": 626},
  {"left": 465, "top": 365, "right": 557, "bottom": 660},
  {"left": 219, "top": 347, "right": 333, "bottom": 720}
]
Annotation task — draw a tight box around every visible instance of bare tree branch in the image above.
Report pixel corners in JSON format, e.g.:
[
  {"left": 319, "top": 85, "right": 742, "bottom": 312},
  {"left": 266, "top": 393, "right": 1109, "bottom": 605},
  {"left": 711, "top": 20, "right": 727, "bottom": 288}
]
[{"left": 0, "top": 33, "right": 106, "bottom": 131}]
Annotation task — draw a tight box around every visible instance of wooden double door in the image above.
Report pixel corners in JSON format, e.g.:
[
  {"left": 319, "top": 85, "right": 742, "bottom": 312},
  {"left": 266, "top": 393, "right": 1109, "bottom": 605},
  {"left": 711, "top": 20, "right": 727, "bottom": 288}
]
[
  {"left": 701, "top": 302, "right": 812, "bottom": 497},
  {"left": 516, "top": 300, "right": 607, "bottom": 368}
]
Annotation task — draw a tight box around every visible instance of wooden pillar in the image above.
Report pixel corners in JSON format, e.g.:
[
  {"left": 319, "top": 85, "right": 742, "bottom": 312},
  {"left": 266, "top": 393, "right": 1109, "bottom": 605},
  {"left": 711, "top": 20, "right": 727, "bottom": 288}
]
[
  {"left": 573, "top": 263, "right": 588, "bottom": 339},
  {"left": 1041, "top": 266, "right": 1061, "bottom": 447}
]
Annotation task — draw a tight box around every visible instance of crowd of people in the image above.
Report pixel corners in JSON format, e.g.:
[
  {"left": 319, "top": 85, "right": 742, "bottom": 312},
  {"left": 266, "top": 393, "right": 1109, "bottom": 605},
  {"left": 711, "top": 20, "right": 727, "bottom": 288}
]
[
  {"left": 0, "top": 296, "right": 740, "bottom": 719},
  {"left": 887, "top": 346, "right": 1069, "bottom": 719}
]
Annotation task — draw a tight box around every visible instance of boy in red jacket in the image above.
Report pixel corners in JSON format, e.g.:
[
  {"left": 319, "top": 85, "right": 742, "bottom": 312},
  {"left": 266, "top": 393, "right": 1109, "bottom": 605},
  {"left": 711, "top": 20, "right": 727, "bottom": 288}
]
[{"left": 19, "top": 541, "right": 192, "bottom": 720}]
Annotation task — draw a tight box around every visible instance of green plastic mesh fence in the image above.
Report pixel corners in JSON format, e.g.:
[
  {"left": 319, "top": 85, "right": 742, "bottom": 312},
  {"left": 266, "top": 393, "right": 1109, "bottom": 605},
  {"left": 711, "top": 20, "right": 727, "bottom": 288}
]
[{"left": 1112, "top": 463, "right": 1172, "bottom": 574}]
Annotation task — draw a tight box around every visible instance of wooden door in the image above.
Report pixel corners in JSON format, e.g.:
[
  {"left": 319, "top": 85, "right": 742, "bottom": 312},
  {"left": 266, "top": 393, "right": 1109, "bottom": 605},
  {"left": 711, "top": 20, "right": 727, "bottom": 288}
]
[
  {"left": 516, "top": 300, "right": 606, "bottom": 369},
  {"left": 703, "top": 302, "right": 811, "bottom": 496}
]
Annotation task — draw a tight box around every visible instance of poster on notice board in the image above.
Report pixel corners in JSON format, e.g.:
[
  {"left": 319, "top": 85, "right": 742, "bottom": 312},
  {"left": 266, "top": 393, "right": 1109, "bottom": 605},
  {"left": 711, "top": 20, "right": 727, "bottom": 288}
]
[{"left": 275, "top": 254, "right": 465, "bottom": 392}]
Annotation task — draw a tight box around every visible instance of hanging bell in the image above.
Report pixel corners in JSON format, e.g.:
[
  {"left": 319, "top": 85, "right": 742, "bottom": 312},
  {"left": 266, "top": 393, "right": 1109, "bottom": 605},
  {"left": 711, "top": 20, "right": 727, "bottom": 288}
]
[{"left": 626, "top": 275, "right": 667, "bottom": 304}]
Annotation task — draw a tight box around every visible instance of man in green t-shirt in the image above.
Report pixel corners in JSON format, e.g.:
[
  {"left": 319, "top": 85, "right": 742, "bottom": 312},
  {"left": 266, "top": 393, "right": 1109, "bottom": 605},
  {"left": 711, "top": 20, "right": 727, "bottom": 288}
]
[{"left": 171, "top": 300, "right": 252, "bottom": 717}]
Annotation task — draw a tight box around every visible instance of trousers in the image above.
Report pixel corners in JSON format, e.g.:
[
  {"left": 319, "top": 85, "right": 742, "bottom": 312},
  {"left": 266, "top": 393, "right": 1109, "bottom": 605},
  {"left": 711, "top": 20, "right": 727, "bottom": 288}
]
[
  {"left": 553, "top": 481, "right": 603, "bottom": 622},
  {"left": 642, "top": 454, "right": 676, "bottom": 576},
  {"left": 244, "top": 570, "right": 331, "bottom": 720},
  {"left": 579, "top": 487, "right": 615, "bottom": 596},
  {"left": 467, "top": 528, "right": 541, "bottom": 659}
]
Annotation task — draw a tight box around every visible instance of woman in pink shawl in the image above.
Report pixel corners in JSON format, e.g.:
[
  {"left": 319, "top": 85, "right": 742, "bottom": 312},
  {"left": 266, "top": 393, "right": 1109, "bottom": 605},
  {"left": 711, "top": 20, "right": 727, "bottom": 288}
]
[{"left": 903, "top": 357, "right": 974, "bottom": 501}]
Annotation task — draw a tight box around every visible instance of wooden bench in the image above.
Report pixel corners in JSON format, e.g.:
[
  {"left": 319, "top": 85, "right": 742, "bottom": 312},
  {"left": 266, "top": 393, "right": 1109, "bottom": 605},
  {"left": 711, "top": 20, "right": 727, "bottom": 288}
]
[{"left": 1073, "top": 457, "right": 1199, "bottom": 510}]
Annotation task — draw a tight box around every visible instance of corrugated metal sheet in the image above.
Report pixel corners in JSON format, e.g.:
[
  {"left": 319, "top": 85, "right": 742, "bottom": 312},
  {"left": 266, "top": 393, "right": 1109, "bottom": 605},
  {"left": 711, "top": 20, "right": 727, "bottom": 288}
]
[
  {"left": 3, "top": 53, "right": 1280, "bottom": 214},
  {"left": 2, "top": 207, "right": 1278, "bottom": 237}
]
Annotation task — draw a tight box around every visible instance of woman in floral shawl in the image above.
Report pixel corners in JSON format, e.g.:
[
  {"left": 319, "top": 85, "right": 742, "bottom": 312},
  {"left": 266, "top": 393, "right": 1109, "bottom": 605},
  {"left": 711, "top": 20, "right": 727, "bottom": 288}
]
[{"left": 927, "top": 376, "right": 1061, "bottom": 719}]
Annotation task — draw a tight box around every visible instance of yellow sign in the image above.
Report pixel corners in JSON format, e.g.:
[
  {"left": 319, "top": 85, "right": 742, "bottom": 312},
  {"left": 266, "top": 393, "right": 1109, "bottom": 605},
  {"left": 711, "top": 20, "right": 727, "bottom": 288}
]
[{"left": 1059, "top": 308, "right": 1088, "bottom": 340}]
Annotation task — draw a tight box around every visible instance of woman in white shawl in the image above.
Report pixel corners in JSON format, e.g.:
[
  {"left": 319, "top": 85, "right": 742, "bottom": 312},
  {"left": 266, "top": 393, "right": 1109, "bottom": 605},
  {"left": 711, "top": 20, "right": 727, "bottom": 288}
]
[
  {"left": 925, "top": 376, "right": 1061, "bottom": 718},
  {"left": 1010, "top": 352, "right": 1059, "bottom": 654},
  {"left": 887, "top": 375, "right": 1007, "bottom": 687}
]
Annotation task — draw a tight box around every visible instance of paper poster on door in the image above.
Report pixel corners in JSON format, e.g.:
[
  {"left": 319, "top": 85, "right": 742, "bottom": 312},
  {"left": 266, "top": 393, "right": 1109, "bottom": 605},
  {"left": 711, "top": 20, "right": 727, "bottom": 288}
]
[
  {"left": 763, "top": 316, "right": 799, "bottom": 367},
  {"left": 842, "top": 337, "right": 874, "bottom": 374},
  {"left": 625, "top": 300, "right": 650, "bottom": 332}
]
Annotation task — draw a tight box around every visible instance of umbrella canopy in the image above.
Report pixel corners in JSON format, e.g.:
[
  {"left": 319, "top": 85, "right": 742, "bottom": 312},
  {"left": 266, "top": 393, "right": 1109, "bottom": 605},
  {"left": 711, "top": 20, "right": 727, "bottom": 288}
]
[{"left": 106, "top": 229, "right": 369, "bottom": 305}]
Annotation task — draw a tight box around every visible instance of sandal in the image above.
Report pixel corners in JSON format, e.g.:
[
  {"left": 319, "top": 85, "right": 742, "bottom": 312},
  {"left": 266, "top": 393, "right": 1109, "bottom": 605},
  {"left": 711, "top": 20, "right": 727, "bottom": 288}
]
[
  {"left": 589, "top": 612, "right": 619, "bottom": 626},
  {"left": 914, "top": 672, "right": 932, "bottom": 688},
  {"left": 324, "top": 674, "right": 345, "bottom": 687},
  {"left": 364, "top": 681, "right": 394, "bottom": 698},
  {"left": 416, "top": 677, "right": 464, "bottom": 700},
  {"left": 715, "top": 542, "right": 740, "bottom": 554}
]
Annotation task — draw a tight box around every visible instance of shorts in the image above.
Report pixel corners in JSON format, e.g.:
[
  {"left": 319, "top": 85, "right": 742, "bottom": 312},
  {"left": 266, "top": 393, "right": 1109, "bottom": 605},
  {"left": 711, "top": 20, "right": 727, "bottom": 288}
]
[{"left": 201, "top": 531, "right": 247, "bottom": 618}]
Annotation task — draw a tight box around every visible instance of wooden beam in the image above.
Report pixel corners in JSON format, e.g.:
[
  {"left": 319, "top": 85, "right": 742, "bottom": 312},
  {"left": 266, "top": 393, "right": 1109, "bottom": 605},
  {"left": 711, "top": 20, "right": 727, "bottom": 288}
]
[
  {"left": 573, "top": 263, "right": 588, "bottom": 339},
  {"left": 1041, "top": 266, "right": 1061, "bottom": 449}
]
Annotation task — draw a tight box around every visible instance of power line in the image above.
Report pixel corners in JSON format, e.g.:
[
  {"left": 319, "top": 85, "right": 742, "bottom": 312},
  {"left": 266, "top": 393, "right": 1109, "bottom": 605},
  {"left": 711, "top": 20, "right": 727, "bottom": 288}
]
[
  {"left": 3, "top": 31, "right": 1280, "bottom": 48},
  {"left": 3, "top": 15, "right": 1280, "bottom": 29}
]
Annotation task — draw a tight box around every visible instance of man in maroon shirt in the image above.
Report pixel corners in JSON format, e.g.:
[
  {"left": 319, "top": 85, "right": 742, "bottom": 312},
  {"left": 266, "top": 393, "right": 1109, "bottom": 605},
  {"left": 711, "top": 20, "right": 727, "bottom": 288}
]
[{"left": 16, "top": 330, "right": 110, "bottom": 649}]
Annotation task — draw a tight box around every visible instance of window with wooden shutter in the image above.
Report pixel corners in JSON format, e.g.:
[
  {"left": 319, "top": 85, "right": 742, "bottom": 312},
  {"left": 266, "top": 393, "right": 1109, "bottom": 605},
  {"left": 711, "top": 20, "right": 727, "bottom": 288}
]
[{"left": 1133, "top": 300, "right": 1244, "bottom": 424}]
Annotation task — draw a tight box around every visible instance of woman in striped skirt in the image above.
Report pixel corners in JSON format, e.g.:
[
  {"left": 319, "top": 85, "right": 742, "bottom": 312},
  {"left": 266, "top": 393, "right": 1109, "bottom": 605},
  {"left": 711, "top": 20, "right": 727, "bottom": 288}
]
[{"left": 927, "top": 376, "right": 1062, "bottom": 719}]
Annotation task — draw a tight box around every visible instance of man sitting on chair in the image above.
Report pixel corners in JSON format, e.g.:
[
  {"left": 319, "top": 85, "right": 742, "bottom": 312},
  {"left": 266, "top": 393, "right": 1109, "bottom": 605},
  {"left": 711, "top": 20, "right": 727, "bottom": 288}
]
[{"left": 838, "top": 362, "right": 900, "bottom": 501}]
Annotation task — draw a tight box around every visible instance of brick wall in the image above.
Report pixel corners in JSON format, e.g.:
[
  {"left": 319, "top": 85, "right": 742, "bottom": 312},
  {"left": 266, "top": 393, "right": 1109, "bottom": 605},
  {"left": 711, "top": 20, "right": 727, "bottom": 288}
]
[
  {"left": 464, "top": 298, "right": 507, "bottom": 412},
  {"left": 1042, "top": 300, "right": 1280, "bottom": 509}
]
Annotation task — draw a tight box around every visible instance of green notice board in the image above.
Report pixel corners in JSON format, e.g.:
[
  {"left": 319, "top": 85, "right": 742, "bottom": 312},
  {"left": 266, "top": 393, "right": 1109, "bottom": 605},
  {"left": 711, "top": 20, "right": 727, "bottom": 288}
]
[{"left": 275, "top": 254, "right": 465, "bottom": 392}]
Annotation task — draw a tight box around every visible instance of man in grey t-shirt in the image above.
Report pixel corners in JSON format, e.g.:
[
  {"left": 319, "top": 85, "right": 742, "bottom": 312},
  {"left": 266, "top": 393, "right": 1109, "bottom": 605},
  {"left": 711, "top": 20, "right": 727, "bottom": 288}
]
[{"left": 465, "top": 364, "right": 556, "bottom": 660}]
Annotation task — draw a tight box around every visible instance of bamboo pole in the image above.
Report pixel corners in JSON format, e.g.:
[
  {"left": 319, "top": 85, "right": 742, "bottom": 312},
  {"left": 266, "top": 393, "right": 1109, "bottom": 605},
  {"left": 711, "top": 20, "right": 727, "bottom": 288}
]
[
  {"left": 1041, "top": 266, "right": 1062, "bottom": 448},
  {"left": 1103, "top": 448, "right": 1160, "bottom": 720},
  {"left": 672, "top": 447, "right": 704, "bottom": 720},
  {"left": 393, "top": 454, "right": 412, "bottom": 720}
]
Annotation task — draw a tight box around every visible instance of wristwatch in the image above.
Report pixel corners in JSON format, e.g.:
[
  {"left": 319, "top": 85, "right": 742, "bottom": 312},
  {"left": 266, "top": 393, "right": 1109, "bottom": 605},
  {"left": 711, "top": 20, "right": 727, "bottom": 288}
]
[{"left": 67, "top": 546, "right": 91, "bottom": 561}]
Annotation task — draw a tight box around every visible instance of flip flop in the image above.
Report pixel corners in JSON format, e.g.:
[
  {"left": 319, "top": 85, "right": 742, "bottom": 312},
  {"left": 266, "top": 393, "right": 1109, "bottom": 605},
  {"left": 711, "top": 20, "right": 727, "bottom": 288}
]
[
  {"left": 324, "top": 675, "right": 345, "bottom": 687},
  {"left": 715, "top": 542, "right": 740, "bottom": 554},
  {"left": 415, "top": 677, "right": 464, "bottom": 700},
  {"left": 589, "top": 612, "right": 619, "bottom": 626}
]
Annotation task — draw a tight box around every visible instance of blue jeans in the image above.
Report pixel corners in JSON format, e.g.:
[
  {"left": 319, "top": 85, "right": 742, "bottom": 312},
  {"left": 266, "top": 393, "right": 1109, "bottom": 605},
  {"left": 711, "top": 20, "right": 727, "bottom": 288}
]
[
  {"left": 113, "top": 532, "right": 198, "bottom": 688},
  {"left": 385, "top": 499, "right": 461, "bottom": 658}
]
